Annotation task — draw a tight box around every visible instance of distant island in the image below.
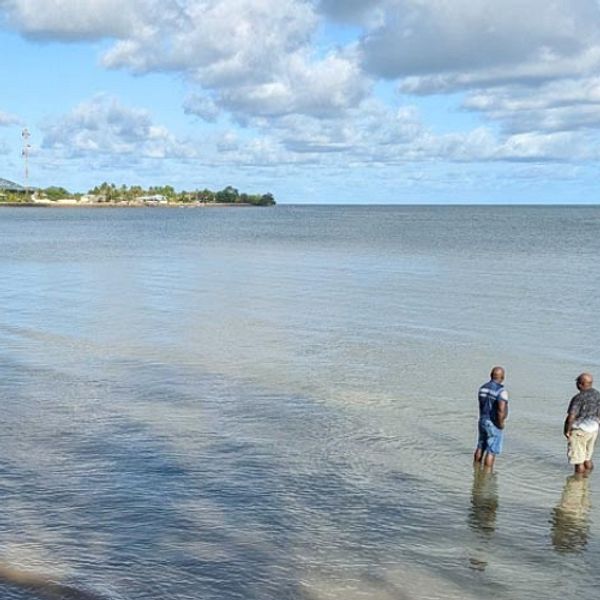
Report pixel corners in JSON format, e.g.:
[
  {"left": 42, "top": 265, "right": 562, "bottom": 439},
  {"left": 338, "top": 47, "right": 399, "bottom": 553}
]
[{"left": 0, "top": 179, "right": 276, "bottom": 207}]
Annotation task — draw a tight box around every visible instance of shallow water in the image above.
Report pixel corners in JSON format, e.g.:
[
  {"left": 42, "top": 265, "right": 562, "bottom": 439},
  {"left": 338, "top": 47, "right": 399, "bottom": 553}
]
[{"left": 0, "top": 205, "right": 599, "bottom": 599}]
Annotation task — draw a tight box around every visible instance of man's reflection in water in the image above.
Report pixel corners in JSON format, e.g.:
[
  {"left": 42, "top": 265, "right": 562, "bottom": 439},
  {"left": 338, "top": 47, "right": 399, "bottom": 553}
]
[
  {"left": 468, "top": 466, "right": 499, "bottom": 571},
  {"left": 469, "top": 466, "right": 499, "bottom": 538},
  {"left": 551, "top": 474, "right": 591, "bottom": 554}
]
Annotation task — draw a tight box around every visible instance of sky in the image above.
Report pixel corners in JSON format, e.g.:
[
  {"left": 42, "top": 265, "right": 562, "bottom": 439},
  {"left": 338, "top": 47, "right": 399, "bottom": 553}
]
[{"left": 1, "top": 0, "right": 600, "bottom": 204}]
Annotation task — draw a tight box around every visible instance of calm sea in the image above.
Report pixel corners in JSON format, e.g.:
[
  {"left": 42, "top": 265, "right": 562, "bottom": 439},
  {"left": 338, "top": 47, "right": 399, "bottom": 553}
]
[{"left": 0, "top": 205, "right": 599, "bottom": 600}]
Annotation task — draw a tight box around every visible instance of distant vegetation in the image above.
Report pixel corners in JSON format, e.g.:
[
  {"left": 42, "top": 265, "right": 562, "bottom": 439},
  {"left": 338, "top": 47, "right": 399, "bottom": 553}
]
[
  {"left": 87, "top": 183, "right": 275, "bottom": 205},
  {"left": 42, "top": 186, "right": 75, "bottom": 201},
  {"left": 1, "top": 183, "right": 276, "bottom": 206},
  {"left": 85, "top": 183, "right": 278, "bottom": 205},
  {"left": 0, "top": 191, "right": 30, "bottom": 203}
]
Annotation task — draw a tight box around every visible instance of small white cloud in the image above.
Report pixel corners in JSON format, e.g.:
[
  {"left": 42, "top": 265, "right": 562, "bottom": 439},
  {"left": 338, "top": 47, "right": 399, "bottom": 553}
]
[
  {"left": 183, "top": 94, "right": 221, "bottom": 122},
  {"left": 0, "top": 110, "right": 21, "bottom": 126},
  {"left": 42, "top": 94, "right": 196, "bottom": 160},
  {"left": 216, "top": 131, "right": 239, "bottom": 152},
  {"left": 317, "top": 0, "right": 385, "bottom": 24}
]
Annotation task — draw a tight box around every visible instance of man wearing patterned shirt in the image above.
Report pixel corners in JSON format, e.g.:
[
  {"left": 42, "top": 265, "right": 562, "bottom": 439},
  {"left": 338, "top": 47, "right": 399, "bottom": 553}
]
[
  {"left": 563, "top": 373, "right": 600, "bottom": 475},
  {"left": 474, "top": 366, "right": 509, "bottom": 469}
]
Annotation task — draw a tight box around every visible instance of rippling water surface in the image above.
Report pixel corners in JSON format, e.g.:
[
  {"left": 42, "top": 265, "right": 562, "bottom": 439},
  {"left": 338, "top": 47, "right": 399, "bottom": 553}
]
[{"left": 0, "top": 205, "right": 599, "bottom": 599}]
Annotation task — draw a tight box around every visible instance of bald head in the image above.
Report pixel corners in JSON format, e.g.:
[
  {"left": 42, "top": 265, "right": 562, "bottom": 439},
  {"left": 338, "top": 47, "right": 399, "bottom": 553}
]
[
  {"left": 576, "top": 372, "right": 593, "bottom": 390},
  {"left": 490, "top": 366, "right": 505, "bottom": 383}
]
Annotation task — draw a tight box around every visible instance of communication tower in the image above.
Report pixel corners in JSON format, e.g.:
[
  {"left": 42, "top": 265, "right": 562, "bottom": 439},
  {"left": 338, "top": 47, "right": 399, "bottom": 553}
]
[{"left": 22, "top": 128, "right": 31, "bottom": 197}]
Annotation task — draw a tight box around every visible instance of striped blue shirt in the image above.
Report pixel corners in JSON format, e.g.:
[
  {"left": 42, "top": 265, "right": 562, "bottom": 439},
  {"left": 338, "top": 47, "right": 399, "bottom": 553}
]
[{"left": 478, "top": 380, "right": 509, "bottom": 427}]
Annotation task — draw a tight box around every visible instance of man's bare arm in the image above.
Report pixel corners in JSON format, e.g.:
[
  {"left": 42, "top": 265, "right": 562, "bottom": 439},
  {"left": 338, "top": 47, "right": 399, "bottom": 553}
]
[
  {"left": 496, "top": 399, "right": 508, "bottom": 429},
  {"left": 564, "top": 413, "right": 575, "bottom": 438}
]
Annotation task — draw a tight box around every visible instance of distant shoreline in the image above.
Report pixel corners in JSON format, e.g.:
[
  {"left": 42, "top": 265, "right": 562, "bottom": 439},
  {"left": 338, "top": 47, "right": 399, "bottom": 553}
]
[{"left": 0, "top": 202, "right": 263, "bottom": 208}]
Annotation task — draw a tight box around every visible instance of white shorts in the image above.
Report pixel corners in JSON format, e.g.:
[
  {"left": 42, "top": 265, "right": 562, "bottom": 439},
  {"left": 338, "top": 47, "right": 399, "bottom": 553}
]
[{"left": 568, "top": 428, "right": 598, "bottom": 465}]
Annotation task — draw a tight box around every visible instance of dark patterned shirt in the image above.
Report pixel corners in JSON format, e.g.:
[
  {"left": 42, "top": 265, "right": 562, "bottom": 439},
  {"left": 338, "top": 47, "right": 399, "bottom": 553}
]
[{"left": 568, "top": 388, "right": 600, "bottom": 423}]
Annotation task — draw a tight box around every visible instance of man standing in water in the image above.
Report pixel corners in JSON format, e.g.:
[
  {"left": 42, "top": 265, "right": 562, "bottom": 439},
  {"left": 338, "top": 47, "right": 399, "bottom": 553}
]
[
  {"left": 474, "top": 367, "right": 509, "bottom": 469},
  {"left": 563, "top": 373, "right": 600, "bottom": 475}
]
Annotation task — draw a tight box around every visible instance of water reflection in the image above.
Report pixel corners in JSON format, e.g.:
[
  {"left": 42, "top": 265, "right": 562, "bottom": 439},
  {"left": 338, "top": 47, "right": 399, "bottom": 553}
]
[
  {"left": 469, "top": 467, "right": 498, "bottom": 539},
  {"left": 467, "top": 466, "right": 498, "bottom": 572},
  {"left": 551, "top": 474, "right": 591, "bottom": 554}
]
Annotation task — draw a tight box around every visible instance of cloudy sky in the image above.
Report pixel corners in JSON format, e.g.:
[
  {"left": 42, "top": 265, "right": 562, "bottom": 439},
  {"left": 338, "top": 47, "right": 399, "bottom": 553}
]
[{"left": 1, "top": 0, "right": 600, "bottom": 203}]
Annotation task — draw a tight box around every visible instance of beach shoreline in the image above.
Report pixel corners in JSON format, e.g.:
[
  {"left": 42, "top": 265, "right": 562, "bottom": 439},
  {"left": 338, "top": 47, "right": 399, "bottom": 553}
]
[{"left": 0, "top": 201, "right": 261, "bottom": 208}]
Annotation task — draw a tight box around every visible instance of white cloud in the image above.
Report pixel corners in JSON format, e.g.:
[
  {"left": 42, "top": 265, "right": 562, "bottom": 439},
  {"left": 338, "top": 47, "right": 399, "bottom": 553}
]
[
  {"left": 361, "top": 0, "right": 600, "bottom": 89},
  {"left": 215, "top": 130, "right": 239, "bottom": 152},
  {"left": 3, "top": 0, "right": 600, "bottom": 172},
  {"left": 42, "top": 95, "right": 196, "bottom": 160},
  {"left": 463, "top": 78, "right": 600, "bottom": 134},
  {"left": 211, "top": 104, "right": 489, "bottom": 165},
  {"left": 398, "top": 46, "right": 600, "bottom": 95},
  {"left": 218, "top": 50, "right": 368, "bottom": 119},
  {"left": 0, "top": 111, "right": 20, "bottom": 157},
  {"left": 0, "top": 110, "right": 20, "bottom": 126},
  {"left": 183, "top": 94, "right": 221, "bottom": 123},
  {"left": 37, "top": 92, "right": 594, "bottom": 171},
  {"left": 238, "top": 100, "right": 597, "bottom": 165},
  {"left": 2, "top": 0, "right": 370, "bottom": 121},
  {"left": 0, "top": 0, "right": 148, "bottom": 39},
  {"left": 317, "top": 0, "right": 384, "bottom": 24},
  {"left": 100, "top": 0, "right": 318, "bottom": 79},
  {"left": 101, "top": 0, "right": 370, "bottom": 119},
  {"left": 270, "top": 101, "right": 423, "bottom": 158},
  {"left": 496, "top": 131, "right": 593, "bottom": 162}
]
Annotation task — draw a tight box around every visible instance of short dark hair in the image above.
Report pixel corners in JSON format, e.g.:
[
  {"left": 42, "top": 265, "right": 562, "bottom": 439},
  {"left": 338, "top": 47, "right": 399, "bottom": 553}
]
[{"left": 490, "top": 366, "right": 505, "bottom": 381}]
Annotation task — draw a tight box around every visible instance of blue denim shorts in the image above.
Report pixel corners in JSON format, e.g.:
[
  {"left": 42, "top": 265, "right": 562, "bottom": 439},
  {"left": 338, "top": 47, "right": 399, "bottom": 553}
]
[{"left": 477, "top": 419, "right": 504, "bottom": 455}]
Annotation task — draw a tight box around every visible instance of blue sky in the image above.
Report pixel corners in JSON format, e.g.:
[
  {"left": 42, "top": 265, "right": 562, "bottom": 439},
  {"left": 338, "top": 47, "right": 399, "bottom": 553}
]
[{"left": 1, "top": 0, "right": 600, "bottom": 204}]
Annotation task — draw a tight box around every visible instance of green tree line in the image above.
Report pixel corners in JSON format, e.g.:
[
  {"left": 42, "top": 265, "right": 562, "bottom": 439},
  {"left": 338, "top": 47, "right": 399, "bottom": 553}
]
[
  {"left": 3, "top": 183, "right": 276, "bottom": 206},
  {"left": 85, "top": 183, "right": 276, "bottom": 206}
]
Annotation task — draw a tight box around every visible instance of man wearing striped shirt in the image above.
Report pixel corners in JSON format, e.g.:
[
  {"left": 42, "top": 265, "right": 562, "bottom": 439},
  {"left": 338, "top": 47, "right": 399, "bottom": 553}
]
[{"left": 474, "top": 367, "right": 509, "bottom": 469}]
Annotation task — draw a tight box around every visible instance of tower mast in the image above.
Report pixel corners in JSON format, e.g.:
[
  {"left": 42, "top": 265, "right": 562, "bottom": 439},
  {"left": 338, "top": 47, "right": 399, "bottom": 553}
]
[{"left": 22, "top": 128, "right": 31, "bottom": 197}]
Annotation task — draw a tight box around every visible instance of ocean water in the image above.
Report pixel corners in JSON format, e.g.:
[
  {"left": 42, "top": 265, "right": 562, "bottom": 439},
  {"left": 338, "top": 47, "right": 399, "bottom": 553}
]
[{"left": 0, "top": 204, "right": 599, "bottom": 600}]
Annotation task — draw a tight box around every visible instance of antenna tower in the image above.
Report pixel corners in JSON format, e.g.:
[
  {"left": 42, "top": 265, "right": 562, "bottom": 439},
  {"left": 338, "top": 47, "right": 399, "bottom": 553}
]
[{"left": 22, "top": 128, "right": 31, "bottom": 197}]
